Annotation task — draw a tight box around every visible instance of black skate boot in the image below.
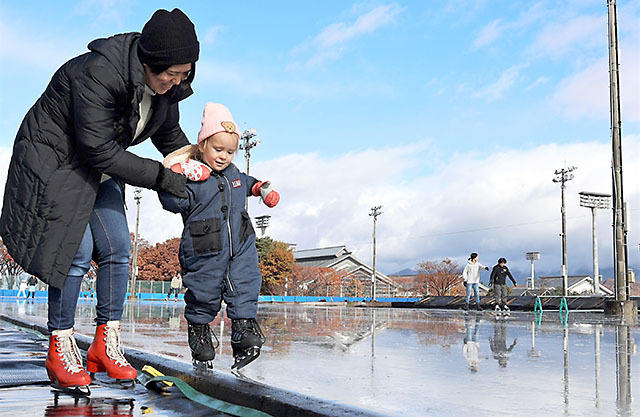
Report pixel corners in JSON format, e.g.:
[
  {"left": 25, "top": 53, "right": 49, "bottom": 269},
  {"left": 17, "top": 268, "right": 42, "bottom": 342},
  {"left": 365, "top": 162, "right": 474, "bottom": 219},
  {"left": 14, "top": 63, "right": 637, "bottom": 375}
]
[
  {"left": 463, "top": 302, "right": 469, "bottom": 311},
  {"left": 231, "top": 319, "right": 266, "bottom": 370},
  {"left": 187, "top": 322, "right": 218, "bottom": 369}
]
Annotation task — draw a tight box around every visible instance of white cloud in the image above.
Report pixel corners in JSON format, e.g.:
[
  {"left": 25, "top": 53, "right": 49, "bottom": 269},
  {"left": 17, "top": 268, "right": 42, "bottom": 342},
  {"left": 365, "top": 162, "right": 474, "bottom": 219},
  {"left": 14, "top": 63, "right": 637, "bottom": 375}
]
[
  {"left": 203, "top": 25, "right": 225, "bottom": 44},
  {"left": 473, "top": 19, "right": 503, "bottom": 49},
  {"left": 552, "top": 44, "right": 639, "bottom": 122},
  {"left": 472, "top": 64, "right": 527, "bottom": 101},
  {"left": 472, "top": 3, "right": 547, "bottom": 49},
  {"left": 1, "top": 136, "right": 638, "bottom": 279},
  {"left": 528, "top": 14, "right": 605, "bottom": 59},
  {"left": 525, "top": 76, "right": 550, "bottom": 90},
  {"left": 293, "top": 3, "right": 404, "bottom": 68}
]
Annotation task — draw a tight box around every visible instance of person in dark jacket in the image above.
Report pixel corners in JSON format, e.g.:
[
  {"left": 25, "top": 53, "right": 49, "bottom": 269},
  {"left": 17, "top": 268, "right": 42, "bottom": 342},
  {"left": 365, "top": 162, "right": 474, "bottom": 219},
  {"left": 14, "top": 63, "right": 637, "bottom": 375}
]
[
  {"left": 0, "top": 8, "right": 199, "bottom": 392},
  {"left": 158, "top": 103, "right": 279, "bottom": 370},
  {"left": 489, "top": 258, "right": 517, "bottom": 313}
]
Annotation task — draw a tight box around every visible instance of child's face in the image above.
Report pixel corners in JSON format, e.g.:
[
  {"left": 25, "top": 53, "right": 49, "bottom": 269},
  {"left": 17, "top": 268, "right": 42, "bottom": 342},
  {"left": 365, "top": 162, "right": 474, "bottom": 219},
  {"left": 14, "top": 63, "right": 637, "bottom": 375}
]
[{"left": 199, "top": 132, "right": 238, "bottom": 171}]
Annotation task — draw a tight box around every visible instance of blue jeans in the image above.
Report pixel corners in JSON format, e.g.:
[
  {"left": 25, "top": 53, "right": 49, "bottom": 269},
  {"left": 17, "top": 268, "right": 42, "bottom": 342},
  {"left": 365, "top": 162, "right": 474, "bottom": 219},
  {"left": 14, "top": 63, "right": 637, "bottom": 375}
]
[
  {"left": 48, "top": 179, "right": 131, "bottom": 332},
  {"left": 465, "top": 283, "right": 480, "bottom": 305}
]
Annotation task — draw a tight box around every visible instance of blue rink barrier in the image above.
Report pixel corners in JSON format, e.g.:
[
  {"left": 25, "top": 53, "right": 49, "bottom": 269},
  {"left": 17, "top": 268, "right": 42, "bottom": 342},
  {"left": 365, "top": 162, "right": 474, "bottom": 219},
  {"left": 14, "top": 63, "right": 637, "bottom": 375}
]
[
  {"left": 258, "top": 295, "right": 421, "bottom": 303},
  {"left": 2, "top": 289, "right": 416, "bottom": 304}
]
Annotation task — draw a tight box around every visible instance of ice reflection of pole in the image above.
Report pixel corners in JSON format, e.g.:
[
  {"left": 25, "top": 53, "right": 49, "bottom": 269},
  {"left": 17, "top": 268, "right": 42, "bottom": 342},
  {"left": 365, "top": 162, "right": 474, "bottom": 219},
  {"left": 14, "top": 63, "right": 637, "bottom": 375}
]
[
  {"left": 371, "top": 309, "right": 376, "bottom": 374},
  {"left": 616, "top": 324, "right": 632, "bottom": 415},
  {"left": 594, "top": 324, "right": 601, "bottom": 408},
  {"left": 528, "top": 321, "right": 541, "bottom": 358},
  {"left": 563, "top": 327, "right": 569, "bottom": 411}
]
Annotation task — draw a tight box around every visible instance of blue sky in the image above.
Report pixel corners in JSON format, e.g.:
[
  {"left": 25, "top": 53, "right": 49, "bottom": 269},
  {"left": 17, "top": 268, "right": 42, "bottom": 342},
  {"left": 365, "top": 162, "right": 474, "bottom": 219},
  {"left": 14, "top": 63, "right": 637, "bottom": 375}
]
[{"left": 0, "top": 1, "right": 639, "bottom": 279}]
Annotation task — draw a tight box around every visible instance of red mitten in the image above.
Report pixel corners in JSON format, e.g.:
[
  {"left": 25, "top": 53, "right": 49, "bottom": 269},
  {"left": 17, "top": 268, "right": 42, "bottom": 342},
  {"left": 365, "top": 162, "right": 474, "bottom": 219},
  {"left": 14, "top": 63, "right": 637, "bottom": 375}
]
[
  {"left": 170, "top": 159, "right": 211, "bottom": 181},
  {"left": 251, "top": 181, "right": 280, "bottom": 208}
]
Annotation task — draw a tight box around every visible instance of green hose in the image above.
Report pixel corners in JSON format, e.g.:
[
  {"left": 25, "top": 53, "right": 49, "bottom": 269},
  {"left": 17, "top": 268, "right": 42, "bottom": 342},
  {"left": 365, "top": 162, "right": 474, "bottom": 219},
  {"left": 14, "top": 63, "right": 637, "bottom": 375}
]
[{"left": 144, "top": 375, "right": 273, "bottom": 417}]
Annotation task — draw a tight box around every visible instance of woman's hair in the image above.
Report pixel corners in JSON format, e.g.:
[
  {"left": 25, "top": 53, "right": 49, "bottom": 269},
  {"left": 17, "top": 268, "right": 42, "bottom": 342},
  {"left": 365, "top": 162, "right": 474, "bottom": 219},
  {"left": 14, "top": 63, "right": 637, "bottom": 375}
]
[
  {"left": 145, "top": 62, "right": 197, "bottom": 85},
  {"left": 468, "top": 252, "right": 478, "bottom": 261},
  {"left": 498, "top": 257, "right": 507, "bottom": 264}
]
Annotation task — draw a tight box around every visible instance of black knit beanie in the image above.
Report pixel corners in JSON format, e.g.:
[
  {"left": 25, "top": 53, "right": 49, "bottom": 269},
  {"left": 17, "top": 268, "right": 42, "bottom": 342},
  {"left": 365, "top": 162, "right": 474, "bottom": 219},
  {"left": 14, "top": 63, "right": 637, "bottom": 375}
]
[{"left": 138, "top": 8, "right": 199, "bottom": 66}]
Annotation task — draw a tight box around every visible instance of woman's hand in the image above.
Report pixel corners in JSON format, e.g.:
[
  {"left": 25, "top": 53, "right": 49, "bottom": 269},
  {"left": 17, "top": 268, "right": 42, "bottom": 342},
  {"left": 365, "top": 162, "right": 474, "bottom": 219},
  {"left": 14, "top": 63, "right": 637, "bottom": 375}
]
[{"left": 156, "top": 167, "right": 187, "bottom": 198}]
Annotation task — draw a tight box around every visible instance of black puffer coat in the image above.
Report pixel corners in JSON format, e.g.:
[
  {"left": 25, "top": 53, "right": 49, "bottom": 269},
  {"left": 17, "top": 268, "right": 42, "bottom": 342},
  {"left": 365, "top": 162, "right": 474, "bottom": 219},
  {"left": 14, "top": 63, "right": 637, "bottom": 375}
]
[{"left": 0, "top": 33, "right": 191, "bottom": 289}]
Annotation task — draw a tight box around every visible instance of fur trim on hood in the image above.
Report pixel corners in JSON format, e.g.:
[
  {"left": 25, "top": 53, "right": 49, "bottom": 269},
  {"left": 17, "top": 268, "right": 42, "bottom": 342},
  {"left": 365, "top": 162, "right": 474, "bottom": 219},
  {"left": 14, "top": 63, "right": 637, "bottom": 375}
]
[{"left": 163, "top": 144, "right": 198, "bottom": 168}]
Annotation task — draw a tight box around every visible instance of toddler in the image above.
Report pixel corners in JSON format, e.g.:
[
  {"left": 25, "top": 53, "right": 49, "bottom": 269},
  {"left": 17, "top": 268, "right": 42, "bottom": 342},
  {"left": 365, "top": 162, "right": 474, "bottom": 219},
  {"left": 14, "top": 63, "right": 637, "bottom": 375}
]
[{"left": 158, "top": 103, "right": 279, "bottom": 369}]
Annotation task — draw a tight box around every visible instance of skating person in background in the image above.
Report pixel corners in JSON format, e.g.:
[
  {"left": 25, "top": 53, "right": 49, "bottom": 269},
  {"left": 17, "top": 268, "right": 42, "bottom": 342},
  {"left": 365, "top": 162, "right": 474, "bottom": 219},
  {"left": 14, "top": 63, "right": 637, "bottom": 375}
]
[
  {"left": 16, "top": 279, "right": 28, "bottom": 299},
  {"left": 0, "top": 8, "right": 200, "bottom": 394},
  {"left": 27, "top": 275, "right": 38, "bottom": 299},
  {"left": 462, "top": 253, "right": 489, "bottom": 311},
  {"left": 158, "top": 103, "right": 279, "bottom": 370},
  {"left": 462, "top": 314, "right": 480, "bottom": 373},
  {"left": 166, "top": 272, "right": 183, "bottom": 301},
  {"left": 490, "top": 258, "right": 517, "bottom": 315}
]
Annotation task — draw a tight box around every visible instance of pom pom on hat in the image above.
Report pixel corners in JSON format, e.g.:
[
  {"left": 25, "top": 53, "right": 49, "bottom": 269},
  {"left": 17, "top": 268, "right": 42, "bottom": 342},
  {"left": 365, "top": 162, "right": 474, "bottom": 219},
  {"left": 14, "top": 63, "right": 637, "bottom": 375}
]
[
  {"left": 138, "top": 8, "right": 200, "bottom": 67},
  {"left": 197, "top": 103, "right": 240, "bottom": 144}
]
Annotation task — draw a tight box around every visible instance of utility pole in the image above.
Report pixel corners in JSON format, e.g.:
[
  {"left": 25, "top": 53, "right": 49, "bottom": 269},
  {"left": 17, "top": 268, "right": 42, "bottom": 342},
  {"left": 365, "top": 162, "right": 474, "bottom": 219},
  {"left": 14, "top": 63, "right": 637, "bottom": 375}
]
[
  {"left": 553, "top": 165, "right": 577, "bottom": 297},
  {"left": 605, "top": 0, "right": 636, "bottom": 317},
  {"left": 239, "top": 129, "right": 260, "bottom": 211},
  {"left": 369, "top": 206, "right": 383, "bottom": 301},
  {"left": 129, "top": 188, "right": 142, "bottom": 300},
  {"left": 579, "top": 192, "right": 611, "bottom": 294}
]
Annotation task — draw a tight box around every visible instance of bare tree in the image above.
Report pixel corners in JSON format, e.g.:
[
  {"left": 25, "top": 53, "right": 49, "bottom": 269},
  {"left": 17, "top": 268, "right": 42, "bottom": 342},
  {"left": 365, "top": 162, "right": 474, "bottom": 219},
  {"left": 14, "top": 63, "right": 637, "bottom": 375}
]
[{"left": 415, "top": 259, "right": 463, "bottom": 296}]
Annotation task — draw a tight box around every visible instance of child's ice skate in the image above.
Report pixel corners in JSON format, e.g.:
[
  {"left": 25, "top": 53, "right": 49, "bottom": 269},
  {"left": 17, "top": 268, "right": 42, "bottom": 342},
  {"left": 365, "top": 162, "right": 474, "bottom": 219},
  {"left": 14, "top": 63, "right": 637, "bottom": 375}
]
[
  {"left": 188, "top": 322, "right": 218, "bottom": 369},
  {"left": 46, "top": 328, "right": 92, "bottom": 396},
  {"left": 231, "top": 319, "right": 265, "bottom": 370}
]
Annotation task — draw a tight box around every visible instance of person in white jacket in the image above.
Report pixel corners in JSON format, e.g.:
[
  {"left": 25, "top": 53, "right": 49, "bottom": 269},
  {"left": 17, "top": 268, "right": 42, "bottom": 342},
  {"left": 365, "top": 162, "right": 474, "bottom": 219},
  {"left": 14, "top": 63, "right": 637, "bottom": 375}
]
[{"left": 462, "top": 253, "right": 489, "bottom": 311}]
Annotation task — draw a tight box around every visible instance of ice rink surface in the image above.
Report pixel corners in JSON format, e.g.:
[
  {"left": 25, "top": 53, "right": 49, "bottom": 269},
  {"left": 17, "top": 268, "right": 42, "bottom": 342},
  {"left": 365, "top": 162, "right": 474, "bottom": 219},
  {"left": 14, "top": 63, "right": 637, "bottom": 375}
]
[{"left": 1, "top": 298, "right": 637, "bottom": 417}]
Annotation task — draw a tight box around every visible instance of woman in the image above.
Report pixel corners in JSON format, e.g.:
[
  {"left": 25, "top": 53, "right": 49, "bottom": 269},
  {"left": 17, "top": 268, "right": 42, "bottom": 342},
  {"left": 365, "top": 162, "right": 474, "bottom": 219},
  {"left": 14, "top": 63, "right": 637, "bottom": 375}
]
[
  {"left": 0, "top": 8, "right": 199, "bottom": 392},
  {"left": 462, "top": 252, "right": 489, "bottom": 311}
]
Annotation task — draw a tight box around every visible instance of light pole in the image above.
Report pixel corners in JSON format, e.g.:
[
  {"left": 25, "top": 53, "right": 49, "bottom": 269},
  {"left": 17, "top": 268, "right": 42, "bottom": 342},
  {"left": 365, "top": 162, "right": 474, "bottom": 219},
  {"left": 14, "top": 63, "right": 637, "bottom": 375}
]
[
  {"left": 239, "top": 129, "right": 260, "bottom": 211},
  {"left": 369, "top": 206, "right": 383, "bottom": 301},
  {"left": 553, "top": 165, "right": 577, "bottom": 296},
  {"left": 526, "top": 252, "right": 540, "bottom": 289},
  {"left": 129, "top": 188, "right": 142, "bottom": 300},
  {"left": 579, "top": 192, "right": 611, "bottom": 294},
  {"left": 255, "top": 214, "right": 271, "bottom": 237}
]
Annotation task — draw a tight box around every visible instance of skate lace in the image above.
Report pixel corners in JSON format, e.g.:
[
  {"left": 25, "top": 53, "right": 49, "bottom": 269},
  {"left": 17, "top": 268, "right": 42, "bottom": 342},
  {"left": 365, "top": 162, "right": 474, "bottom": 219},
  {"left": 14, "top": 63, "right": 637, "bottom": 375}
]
[
  {"left": 232, "top": 319, "right": 266, "bottom": 343},
  {"left": 192, "top": 324, "right": 219, "bottom": 349},
  {"left": 57, "top": 333, "right": 84, "bottom": 374},
  {"left": 105, "top": 325, "right": 131, "bottom": 367}
]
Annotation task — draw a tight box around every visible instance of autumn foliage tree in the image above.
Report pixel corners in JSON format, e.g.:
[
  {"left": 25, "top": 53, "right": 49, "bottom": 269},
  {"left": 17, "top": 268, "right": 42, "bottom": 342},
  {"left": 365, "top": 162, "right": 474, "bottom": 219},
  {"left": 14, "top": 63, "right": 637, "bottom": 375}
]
[
  {"left": 136, "top": 237, "right": 181, "bottom": 281},
  {"left": 256, "top": 237, "right": 295, "bottom": 295},
  {"left": 289, "top": 265, "right": 353, "bottom": 297},
  {"left": 415, "top": 259, "right": 463, "bottom": 296}
]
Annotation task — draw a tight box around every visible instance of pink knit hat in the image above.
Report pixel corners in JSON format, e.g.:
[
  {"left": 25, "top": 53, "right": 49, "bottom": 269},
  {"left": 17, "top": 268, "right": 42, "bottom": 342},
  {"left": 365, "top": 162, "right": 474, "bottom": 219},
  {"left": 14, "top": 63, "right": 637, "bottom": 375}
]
[{"left": 197, "top": 102, "right": 240, "bottom": 144}]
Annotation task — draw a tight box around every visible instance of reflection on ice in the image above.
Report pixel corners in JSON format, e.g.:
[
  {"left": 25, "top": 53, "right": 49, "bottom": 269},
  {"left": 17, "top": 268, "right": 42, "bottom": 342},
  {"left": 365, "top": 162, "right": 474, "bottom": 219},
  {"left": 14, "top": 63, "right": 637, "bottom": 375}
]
[{"left": 0, "top": 299, "right": 637, "bottom": 417}]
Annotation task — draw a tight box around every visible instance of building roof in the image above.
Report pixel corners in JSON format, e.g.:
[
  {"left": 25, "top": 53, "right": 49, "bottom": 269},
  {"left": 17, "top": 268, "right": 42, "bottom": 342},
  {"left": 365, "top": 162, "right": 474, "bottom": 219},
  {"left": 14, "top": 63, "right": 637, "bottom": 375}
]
[
  {"left": 293, "top": 245, "right": 400, "bottom": 288},
  {"left": 539, "top": 275, "right": 614, "bottom": 295},
  {"left": 293, "top": 245, "right": 351, "bottom": 260}
]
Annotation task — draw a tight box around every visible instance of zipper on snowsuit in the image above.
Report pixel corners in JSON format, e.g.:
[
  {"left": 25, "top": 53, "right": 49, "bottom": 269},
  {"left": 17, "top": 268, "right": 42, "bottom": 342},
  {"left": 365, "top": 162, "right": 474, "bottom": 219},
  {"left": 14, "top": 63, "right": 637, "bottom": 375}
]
[{"left": 220, "top": 173, "right": 236, "bottom": 295}]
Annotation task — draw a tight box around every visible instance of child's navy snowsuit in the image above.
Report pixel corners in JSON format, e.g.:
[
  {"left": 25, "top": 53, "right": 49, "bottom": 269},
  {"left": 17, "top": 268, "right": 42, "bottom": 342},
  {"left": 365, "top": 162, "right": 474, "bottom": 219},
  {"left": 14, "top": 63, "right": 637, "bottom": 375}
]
[{"left": 158, "top": 162, "right": 262, "bottom": 324}]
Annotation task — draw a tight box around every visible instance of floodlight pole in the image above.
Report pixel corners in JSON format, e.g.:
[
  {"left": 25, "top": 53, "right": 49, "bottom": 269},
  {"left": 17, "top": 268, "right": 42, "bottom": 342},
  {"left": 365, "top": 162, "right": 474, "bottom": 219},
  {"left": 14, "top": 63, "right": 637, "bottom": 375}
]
[
  {"left": 579, "top": 192, "right": 611, "bottom": 295},
  {"left": 553, "top": 166, "right": 577, "bottom": 297},
  {"left": 129, "top": 188, "right": 142, "bottom": 300},
  {"left": 239, "top": 129, "right": 260, "bottom": 211},
  {"left": 255, "top": 215, "right": 271, "bottom": 237},
  {"left": 369, "top": 206, "right": 383, "bottom": 301},
  {"left": 526, "top": 252, "right": 540, "bottom": 289}
]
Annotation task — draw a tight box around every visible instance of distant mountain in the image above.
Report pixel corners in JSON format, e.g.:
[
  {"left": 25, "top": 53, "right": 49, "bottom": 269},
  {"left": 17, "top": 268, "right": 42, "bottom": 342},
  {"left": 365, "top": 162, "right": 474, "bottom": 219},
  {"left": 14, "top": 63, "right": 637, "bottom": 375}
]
[{"left": 389, "top": 268, "right": 418, "bottom": 276}]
